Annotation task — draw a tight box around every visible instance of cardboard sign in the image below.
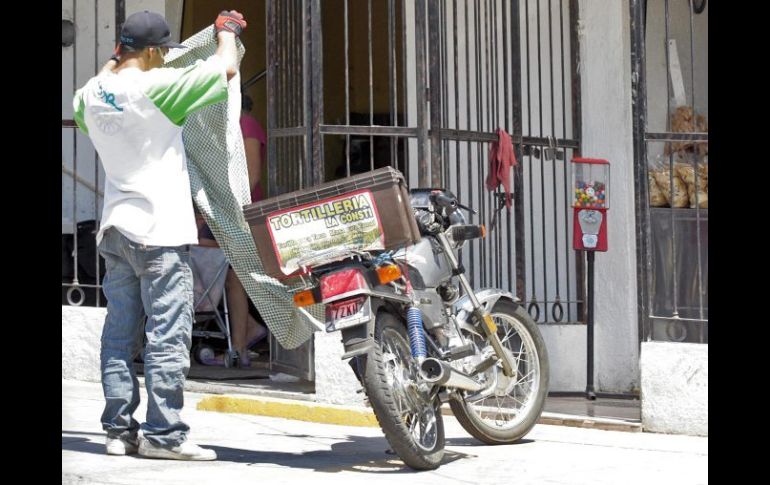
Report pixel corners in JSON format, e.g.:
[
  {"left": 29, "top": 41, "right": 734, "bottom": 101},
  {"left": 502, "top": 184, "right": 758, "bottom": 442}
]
[{"left": 266, "top": 190, "right": 384, "bottom": 274}]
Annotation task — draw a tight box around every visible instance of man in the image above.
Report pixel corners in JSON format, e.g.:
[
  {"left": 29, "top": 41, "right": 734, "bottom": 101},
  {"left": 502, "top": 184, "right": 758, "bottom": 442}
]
[{"left": 72, "top": 9, "right": 247, "bottom": 461}]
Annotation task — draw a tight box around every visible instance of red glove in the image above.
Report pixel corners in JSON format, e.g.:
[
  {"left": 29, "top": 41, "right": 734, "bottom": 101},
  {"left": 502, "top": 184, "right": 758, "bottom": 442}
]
[{"left": 215, "top": 10, "right": 247, "bottom": 36}]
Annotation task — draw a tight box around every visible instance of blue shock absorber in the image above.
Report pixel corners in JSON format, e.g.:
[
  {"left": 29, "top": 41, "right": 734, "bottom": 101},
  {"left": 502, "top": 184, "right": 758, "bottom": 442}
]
[{"left": 406, "top": 306, "right": 427, "bottom": 359}]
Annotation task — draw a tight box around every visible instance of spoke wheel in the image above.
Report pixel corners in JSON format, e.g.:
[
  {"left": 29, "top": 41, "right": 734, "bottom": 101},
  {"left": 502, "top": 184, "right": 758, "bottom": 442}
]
[
  {"left": 450, "top": 300, "right": 549, "bottom": 444},
  {"left": 360, "top": 311, "right": 445, "bottom": 469}
]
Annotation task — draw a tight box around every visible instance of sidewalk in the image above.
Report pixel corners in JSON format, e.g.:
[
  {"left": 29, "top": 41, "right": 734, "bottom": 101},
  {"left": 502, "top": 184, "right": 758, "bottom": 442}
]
[{"left": 62, "top": 379, "right": 707, "bottom": 485}]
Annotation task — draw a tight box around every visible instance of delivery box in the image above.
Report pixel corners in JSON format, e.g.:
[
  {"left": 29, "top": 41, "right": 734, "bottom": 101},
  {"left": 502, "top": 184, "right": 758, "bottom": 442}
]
[{"left": 243, "top": 167, "right": 421, "bottom": 279}]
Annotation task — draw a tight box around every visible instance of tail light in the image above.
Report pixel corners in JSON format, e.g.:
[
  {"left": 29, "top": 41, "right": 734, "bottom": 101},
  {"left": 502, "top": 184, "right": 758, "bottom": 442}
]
[{"left": 320, "top": 268, "right": 368, "bottom": 300}]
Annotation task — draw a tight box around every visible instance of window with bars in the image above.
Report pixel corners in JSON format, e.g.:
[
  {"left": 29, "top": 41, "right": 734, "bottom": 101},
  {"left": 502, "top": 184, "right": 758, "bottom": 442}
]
[{"left": 631, "top": 0, "right": 708, "bottom": 344}]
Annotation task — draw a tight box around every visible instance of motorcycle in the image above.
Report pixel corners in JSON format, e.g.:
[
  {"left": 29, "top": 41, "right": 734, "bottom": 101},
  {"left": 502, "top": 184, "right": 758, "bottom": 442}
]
[{"left": 291, "top": 188, "right": 549, "bottom": 470}]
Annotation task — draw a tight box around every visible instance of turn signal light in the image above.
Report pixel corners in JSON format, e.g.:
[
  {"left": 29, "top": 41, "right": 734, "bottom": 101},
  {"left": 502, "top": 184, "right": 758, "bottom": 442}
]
[
  {"left": 376, "top": 264, "right": 402, "bottom": 285},
  {"left": 293, "top": 289, "right": 317, "bottom": 307}
]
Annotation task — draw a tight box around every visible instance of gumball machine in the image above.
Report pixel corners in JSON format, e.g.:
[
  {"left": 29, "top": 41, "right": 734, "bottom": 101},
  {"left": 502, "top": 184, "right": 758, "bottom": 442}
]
[
  {"left": 571, "top": 157, "right": 609, "bottom": 401},
  {"left": 572, "top": 158, "right": 609, "bottom": 251}
]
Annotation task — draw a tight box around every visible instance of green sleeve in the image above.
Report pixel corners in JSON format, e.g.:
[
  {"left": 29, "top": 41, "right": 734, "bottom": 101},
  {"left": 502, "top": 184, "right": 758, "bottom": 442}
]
[
  {"left": 72, "top": 91, "right": 88, "bottom": 135},
  {"left": 144, "top": 57, "right": 228, "bottom": 126}
]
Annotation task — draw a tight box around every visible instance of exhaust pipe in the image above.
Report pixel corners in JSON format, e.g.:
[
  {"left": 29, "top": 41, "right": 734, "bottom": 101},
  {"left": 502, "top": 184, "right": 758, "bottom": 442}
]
[{"left": 420, "top": 357, "right": 483, "bottom": 392}]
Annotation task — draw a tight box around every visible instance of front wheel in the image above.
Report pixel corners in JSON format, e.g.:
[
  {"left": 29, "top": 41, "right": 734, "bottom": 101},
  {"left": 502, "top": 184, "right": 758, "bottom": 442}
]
[
  {"left": 449, "top": 299, "right": 549, "bottom": 444},
  {"left": 360, "top": 311, "right": 445, "bottom": 470}
]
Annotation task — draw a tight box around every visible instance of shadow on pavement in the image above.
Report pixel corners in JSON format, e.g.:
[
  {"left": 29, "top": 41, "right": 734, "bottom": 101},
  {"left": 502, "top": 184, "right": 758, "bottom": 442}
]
[{"left": 63, "top": 430, "right": 475, "bottom": 472}]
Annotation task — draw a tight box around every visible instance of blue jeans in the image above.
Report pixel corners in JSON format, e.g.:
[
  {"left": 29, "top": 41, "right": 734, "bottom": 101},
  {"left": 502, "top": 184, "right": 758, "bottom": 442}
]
[{"left": 98, "top": 227, "right": 194, "bottom": 447}]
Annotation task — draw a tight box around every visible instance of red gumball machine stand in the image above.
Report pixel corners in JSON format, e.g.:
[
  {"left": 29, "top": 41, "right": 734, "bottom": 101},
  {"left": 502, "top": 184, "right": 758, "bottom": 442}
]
[{"left": 571, "top": 157, "right": 610, "bottom": 400}]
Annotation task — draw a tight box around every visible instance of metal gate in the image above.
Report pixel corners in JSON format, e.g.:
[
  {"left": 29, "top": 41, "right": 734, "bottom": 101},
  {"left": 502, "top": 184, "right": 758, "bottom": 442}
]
[
  {"left": 267, "top": 0, "right": 585, "bottom": 330},
  {"left": 61, "top": 0, "right": 123, "bottom": 308},
  {"left": 426, "top": 0, "right": 584, "bottom": 324},
  {"left": 630, "top": 0, "right": 708, "bottom": 344}
]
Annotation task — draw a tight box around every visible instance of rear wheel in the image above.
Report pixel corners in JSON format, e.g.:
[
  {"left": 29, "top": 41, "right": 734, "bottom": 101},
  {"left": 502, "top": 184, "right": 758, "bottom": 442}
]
[
  {"left": 361, "top": 311, "right": 445, "bottom": 470},
  {"left": 449, "top": 300, "right": 549, "bottom": 444}
]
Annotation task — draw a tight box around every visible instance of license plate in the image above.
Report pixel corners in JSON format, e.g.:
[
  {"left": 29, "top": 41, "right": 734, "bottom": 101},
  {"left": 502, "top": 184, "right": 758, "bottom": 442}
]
[{"left": 325, "top": 297, "right": 371, "bottom": 331}]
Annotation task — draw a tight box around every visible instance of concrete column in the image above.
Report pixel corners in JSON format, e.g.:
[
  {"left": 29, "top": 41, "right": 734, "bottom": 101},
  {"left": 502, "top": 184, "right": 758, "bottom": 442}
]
[
  {"left": 62, "top": 306, "right": 106, "bottom": 383},
  {"left": 312, "top": 331, "right": 368, "bottom": 406},
  {"left": 577, "top": 0, "right": 639, "bottom": 393},
  {"left": 641, "top": 342, "right": 707, "bottom": 436}
]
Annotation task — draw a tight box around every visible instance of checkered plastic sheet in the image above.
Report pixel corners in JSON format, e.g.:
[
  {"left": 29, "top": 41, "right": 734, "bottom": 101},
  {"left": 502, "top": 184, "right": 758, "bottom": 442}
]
[{"left": 165, "top": 26, "right": 323, "bottom": 349}]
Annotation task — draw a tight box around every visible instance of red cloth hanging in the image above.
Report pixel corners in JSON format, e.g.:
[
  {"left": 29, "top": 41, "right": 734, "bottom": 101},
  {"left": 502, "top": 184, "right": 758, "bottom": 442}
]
[{"left": 486, "top": 128, "right": 517, "bottom": 208}]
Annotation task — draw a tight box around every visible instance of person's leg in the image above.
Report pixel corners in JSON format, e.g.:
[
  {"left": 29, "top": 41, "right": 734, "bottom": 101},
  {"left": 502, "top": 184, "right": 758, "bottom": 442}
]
[
  {"left": 134, "top": 241, "right": 194, "bottom": 448},
  {"left": 98, "top": 228, "right": 146, "bottom": 451},
  {"left": 226, "top": 267, "right": 249, "bottom": 358},
  {"left": 245, "top": 313, "right": 267, "bottom": 345},
  {"left": 225, "top": 268, "right": 266, "bottom": 366}
]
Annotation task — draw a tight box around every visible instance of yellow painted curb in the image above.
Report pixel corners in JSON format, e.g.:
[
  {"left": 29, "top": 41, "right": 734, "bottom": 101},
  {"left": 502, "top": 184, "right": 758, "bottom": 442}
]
[
  {"left": 198, "top": 396, "right": 641, "bottom": 433},
  {"left": 197, "top": 395, "right": 379, "bottom": 427}
]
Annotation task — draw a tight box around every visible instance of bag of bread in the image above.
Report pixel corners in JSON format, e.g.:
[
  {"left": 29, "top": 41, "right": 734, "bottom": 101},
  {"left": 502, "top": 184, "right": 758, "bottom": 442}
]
[
  {"left": 691, "top": 159, "right": 708, "bottom": 208},
  {"left": 691, "top": 189, "right": 707, "bottom": 208},
  {"left": 652, "top": 165, "right": 689, "bottom": 208},
  {"left": 697, "top": 158, "right": 708, "bottom": 188},
  {"left": 674, "top": 157, "right": 708, "bottom": 209},
  {"left": 648, "top": 172, "right": 668, "bottom": 206},
  {"left": 647, "top": 156, "right": 668, "bottom": 207},
  {"left": 666, "top": 106, "right": 708, "bottom": 157},
  {"left": 697, "top": 117, "right": 708, "bottom": 157}
]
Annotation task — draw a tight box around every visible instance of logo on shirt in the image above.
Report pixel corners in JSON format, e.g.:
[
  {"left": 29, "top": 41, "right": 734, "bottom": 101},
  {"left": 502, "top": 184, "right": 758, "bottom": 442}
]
[
  {"left": 90, "top": 82, "right": 125, "bottom": 135},
  {"left": 97, "top": 82, "right": 123, "bottom": 112}
]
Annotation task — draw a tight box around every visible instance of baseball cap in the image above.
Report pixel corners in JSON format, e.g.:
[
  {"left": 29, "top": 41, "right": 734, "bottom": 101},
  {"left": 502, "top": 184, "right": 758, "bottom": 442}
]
[{"left": 119, "top": 10, "right": 186, "bottom": 50}]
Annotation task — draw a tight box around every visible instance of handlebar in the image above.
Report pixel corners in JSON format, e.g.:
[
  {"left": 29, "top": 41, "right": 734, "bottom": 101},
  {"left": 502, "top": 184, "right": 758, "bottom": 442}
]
[
  {"left": 430, "top": 190, "right": 477, "bottom": 214},
  {"left": 457, "top": 202, "right": 478, "bottom": 215},
  {"left": 430, "top": 191, "right": 457, "bottom": 209}
]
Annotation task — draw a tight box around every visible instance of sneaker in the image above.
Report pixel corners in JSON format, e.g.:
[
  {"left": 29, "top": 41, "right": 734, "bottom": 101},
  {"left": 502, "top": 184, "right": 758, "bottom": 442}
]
[
  {"left": 236, "top": 349, "right": 264, "bottom": 368},
  {"left": 106, "top": 436, "right": 139, "bottom": 456},
  {"left": 138, "top": 438, "right": 217, "bottom": 461}
]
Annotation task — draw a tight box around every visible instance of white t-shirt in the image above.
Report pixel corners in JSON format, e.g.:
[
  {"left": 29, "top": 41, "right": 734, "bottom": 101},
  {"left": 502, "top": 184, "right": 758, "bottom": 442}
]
[{"left": 73, "top": 56, "right": 228, "bottom": 247}]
